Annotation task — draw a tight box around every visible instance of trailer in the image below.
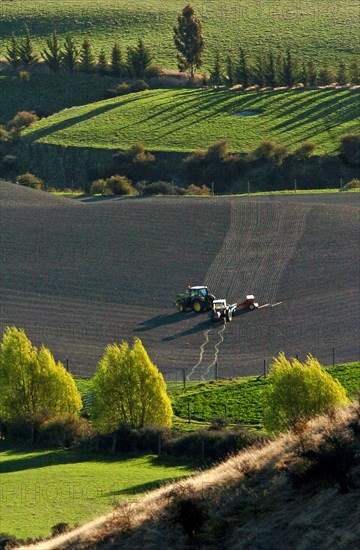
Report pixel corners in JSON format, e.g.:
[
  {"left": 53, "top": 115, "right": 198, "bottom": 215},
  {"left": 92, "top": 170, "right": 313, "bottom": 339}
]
[{"left": 236, "top": 294, "right": 259, "bottom": 311}]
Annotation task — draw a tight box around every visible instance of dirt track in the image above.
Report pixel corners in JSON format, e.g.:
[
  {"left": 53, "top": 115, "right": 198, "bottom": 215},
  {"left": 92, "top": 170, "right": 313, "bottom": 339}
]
[{"left": 1, "top": 182, "right": 359, "bottom": 379}]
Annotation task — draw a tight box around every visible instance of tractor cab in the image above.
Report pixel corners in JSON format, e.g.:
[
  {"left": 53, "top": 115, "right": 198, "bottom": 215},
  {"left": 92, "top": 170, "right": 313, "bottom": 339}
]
[{"left": 189, "top": 286, "right": 209, "bottom": 298}]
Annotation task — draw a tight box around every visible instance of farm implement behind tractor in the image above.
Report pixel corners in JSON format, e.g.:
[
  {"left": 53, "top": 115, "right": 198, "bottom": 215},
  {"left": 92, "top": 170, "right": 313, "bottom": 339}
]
[{"left": 211, "top": 295, "right": 259, "bottom": 323}]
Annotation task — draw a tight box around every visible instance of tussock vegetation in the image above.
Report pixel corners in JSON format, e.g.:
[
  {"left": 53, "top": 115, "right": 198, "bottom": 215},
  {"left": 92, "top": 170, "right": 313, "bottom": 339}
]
[{"left": 20, "top": 403, "right": 360, "bottom": 549}]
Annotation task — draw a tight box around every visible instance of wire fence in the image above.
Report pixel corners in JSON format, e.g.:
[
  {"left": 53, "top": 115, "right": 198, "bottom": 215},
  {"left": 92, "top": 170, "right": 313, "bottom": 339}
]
[{"left": 162, "top": 346, "right": 359, "bottom": 391}]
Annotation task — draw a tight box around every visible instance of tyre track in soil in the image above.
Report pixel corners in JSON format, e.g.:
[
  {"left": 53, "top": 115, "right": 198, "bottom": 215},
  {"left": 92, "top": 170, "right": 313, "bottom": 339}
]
[{"left": 190, "top": 201, "right": 310, "bottom": 378}]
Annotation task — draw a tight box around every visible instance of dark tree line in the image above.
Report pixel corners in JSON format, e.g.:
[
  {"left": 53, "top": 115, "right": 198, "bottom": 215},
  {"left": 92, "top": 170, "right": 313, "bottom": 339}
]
[
  {"left": 6, "top": 27, "right": 152, "bottom": 78},
  {"left": 209, "top": 47, "right": 360, "bottom": 87}
]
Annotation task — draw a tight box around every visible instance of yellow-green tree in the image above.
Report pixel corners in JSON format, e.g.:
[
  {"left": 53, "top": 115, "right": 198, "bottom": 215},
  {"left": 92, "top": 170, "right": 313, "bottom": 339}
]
[
  {"left": 0, "top": 326, "right": 82, "bottom": 421},
  {"left": 263, "top": 353, "right": 348, "bottom": 433},
  {"left": 92, "top": 338, "right": 172, "bottom": 432}
]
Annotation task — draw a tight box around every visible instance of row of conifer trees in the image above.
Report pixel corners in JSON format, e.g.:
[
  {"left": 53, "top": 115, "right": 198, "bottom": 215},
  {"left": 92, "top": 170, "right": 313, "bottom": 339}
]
[
  {"left": 5, "top": 25, "right": 360, "bottom": 87},
  {"left": 210, "top": 48, "right": 360, "bottom": 87},
  {"left": 6, "top": 25, "right": 153, "bottom": 78}
]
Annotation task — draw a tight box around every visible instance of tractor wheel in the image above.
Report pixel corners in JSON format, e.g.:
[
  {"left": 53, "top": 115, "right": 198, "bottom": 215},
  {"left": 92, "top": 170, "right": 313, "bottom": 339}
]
[
  {"left": 178, "top": 302, "right": 186, "bottom": 313},
  {"left": 226, "top": 310, "right": 232, "bottom": 322},
  {"left": 249, "top": 304, "right": 255, "bottom": 311},
  {"left": 192, "top": 300, "right": 202, "bottom": 313}
]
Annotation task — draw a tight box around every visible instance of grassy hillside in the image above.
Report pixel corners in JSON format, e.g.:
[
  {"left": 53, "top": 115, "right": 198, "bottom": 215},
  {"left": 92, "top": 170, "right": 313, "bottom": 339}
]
[
  {"left": 18, "top": 405, "right": 360, "bottom": 549},
  {"left": 23, "top": 88, "right": 360, "bottom": 154},
  {"left": 76, "top": 363, "right": 360, "bottom": 427},
  {"left": 0, "top": 442, "right": 195, "bottom": 539},
  {"left": 1, "top": 1, "right": 359, "bottom": 68}
]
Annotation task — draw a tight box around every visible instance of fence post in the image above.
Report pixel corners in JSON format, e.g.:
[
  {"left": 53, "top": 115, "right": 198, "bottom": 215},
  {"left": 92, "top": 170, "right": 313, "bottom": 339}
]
[
  {"left": 182, "top": 368, "right": 186, "bottom": 390},
  {"left": 66, "top": 358, "right": 69, "bottom": 372},
  {"left": 332, "top": 347, "right": 335, "bottom": 367},
  {"left": 215, "top": 361, "right": 218, "bottom": 380}
]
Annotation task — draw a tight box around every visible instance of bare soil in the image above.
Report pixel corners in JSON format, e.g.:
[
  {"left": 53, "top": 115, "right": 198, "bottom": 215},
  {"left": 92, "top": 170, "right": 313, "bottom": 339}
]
[{"left": 1, "top": 182, "right": 359, "bottom": 378}]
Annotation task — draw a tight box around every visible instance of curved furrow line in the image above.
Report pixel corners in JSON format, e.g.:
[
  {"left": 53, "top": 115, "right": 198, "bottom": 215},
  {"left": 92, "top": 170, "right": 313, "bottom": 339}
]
[
  {"left": 227, "top": 203, "right": 279, "bottom": 300},
  {"left": 214, "top": 203, "right": 257, "bottom": 297},
  {"left": 258, "top": 206, "right": 310, "bottom": 302},
  {"left": 205, "top": 202, "right": 253, "bottom": 296},
  {"left": 248, "top": 205, "right": 284, "bottom": 302}
]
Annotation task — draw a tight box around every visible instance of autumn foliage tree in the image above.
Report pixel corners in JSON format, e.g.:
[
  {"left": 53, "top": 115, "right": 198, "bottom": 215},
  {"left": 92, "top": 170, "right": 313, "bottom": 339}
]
[
  {"left": 0, "top": 327, "right": 82, "bottom": 422},
  {"left": 91, "top": 338, "right": 172, "bottom": 432},
  {"left": 263, "top": 353, "right": 348, "bottom": 433}
]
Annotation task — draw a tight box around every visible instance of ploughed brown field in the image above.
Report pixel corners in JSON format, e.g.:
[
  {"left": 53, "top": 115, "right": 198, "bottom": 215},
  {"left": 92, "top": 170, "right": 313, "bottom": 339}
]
[{"left": 1, "top": 181, "right": 359, "bottom": 379}]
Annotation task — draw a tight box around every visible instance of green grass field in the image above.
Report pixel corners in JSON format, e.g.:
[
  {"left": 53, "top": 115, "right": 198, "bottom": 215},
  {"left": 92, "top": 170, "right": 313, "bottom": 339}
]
[
  {"left": 76, "top": 363, "right": 360, "bottom": 427},
  {"left": 1, "top": 1, "right": 359, "bottom": 68},
  {"left": 171, "top": 363, "right": 360, "bottom": 425},
  {"left": 0, "top": 442, "right": 195, "bottom": 539},
  {"left": 23, "top": 88, "right": 360, "bottom": 154}
]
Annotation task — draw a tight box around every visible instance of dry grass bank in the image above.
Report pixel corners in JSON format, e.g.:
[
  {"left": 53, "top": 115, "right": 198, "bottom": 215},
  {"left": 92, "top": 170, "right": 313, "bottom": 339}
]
[{"left": 20, "top": 402, "right": 360, "bottom": 549}]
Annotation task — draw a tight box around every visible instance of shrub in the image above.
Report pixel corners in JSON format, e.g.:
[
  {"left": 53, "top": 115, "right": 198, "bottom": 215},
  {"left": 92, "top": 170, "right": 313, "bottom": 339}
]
[
  {"left": 19, "top": 70, "right": 30, "bottom": 82},
  {"left": 106, "top": 83, "right": 130, "bottom": 98},
  {"left": 144, "top": 64, "right": 162, "bottom": 78},
  {"left": 186, "top": 184, "right": 211, "bottom": 195},
  {"left": 37, "top": 414, "right": 93, "bottom": 447},
  {"left": 9, "top": 110, "right": 39, "bottom": 130},
  {"left": 142, "top": 181, "right": 181, "bottom": 195},
  {"left": 0, "top": 533, "right": 21, "bottom": 549},
  {"left": 51, "top": 523, "right": 70, "bottom": 537},
  {"left": 16, "top": 172, "right": 43, "bottom": 189},
  {"left": 294, "top": 141, "right": 316, "bottom": 159},
  {"left": 131, "top": 79, "right": 150, "bottom": 92},
  {"left": 250, "top": 140, "right": 289, "bottom": 165},
  {"left": 263, "top": 353, "right": 349, "bottom": 433},
  {"left": 343, "top": 178, "right": 360, "bottom": 190},
  {"left": 112, "top": 142, "right": 156, "bottom": 182},
  {"left": 290, "top": 428, "right": 356, "bottom": 493},
  {"left": 164, "top": 428, "right": 262, "bottom": 460},
  {"left": 2, "top": 155, "right": 17, "bottom": 168},
  {"left": 340, "top": 134, "right": 360, "bottom": 165},
  {"left": 106, "top": 80, "right": 149, "bottom": 98},
  {"left": 90, "top": 178, "right": 107, "bottom": 195},
  {"left": 169, "top": 487, "right": 209, "bottom": 543},
  {"left": 105, "top": 175, "right": 136, "bottom": 196}
]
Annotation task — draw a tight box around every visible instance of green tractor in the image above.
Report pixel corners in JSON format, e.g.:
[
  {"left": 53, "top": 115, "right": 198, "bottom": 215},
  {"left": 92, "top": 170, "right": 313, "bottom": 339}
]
[{"left": 174, "top": 286, "right": 216, "bottom": 313}]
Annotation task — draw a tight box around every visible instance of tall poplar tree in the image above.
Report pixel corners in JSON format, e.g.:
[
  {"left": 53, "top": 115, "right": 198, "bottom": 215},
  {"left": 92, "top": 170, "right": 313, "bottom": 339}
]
[{"left": 91, "top": 338, "right": 172, "bottom": 432}]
